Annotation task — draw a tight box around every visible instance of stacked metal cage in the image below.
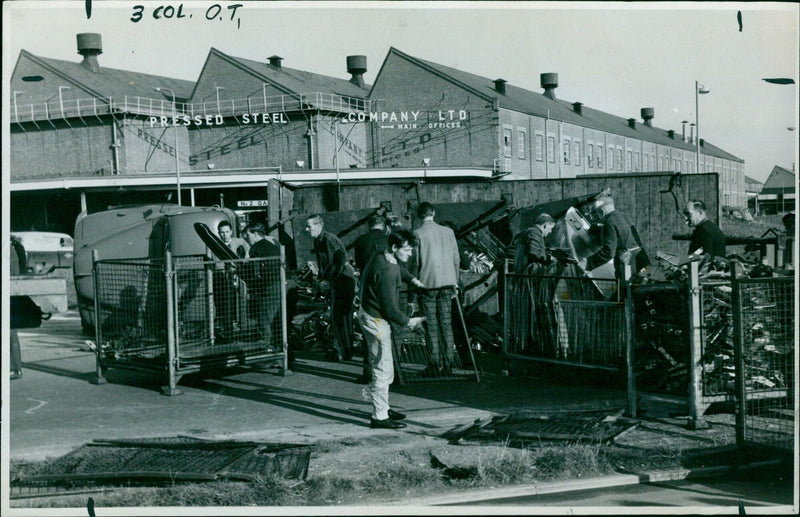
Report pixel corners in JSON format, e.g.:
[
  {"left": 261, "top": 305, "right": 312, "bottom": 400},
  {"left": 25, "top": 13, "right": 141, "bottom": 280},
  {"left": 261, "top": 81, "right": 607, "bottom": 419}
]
[
  {"left": 93, "top": 250, "right": 288, "bottom": 395},
  {"left": 731, "top": 271, "right": 795, "bottom": 454}
]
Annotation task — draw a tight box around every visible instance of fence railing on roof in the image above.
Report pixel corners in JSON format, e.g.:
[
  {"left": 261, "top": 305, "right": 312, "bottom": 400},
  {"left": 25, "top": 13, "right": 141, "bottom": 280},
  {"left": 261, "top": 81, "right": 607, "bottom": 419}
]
[{"left": 11, "top": 92, "right": 371, "bottom": 124}]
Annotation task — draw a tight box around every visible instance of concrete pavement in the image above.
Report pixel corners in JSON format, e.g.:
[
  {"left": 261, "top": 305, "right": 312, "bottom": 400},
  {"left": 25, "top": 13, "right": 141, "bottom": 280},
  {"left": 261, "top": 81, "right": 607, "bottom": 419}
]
[{"left": 7, "top": 310, "right": 627, "bottom": 461}]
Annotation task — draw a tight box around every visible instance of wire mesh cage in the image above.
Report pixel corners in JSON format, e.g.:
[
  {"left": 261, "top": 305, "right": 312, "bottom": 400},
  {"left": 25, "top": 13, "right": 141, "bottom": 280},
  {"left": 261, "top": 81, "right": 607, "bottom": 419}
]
[
  {"left": 733, "top": 275, "right": 795, "bottom": 454},
  {"left": 94, "top": 252, "right": 287, "bottom": 393},
  {"left": 503, "top": 260, "right": 626, "bottom": 371},
  {"left": 389, "top": 286, "right": 479, "bottom": 384},
  {"left": 95, "top": 258, "right": 168, "bottom": 366}
]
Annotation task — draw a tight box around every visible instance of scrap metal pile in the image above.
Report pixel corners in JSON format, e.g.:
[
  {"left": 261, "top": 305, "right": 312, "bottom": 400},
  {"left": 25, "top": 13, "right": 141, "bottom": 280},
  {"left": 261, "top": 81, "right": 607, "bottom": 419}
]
[{"left": 631, "top": 250, "right": 794, "bottom": 399}]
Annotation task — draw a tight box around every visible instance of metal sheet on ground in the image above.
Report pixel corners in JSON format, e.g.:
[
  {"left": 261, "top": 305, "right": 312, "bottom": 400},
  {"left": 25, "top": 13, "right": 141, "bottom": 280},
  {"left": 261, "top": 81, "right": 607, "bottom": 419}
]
[
  {"left": 443, "top": 409, "right": 636, "bottom": 446},
  {"left": 10, "top": 436, "right": 311, "bottom": 497}
]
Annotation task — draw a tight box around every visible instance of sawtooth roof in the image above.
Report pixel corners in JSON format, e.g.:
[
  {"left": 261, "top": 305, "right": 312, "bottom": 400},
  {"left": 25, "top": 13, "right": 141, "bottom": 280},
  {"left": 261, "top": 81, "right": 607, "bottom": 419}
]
[{"left": 386, "top": 47, "right": 743, "bottom": 163}]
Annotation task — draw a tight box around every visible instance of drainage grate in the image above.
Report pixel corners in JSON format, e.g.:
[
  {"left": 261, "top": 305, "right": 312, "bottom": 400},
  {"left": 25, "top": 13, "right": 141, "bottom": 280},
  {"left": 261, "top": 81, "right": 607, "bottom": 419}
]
[
  {"left": 10, "top": 436, "right": 310, "bottom": 497},
  {"left": 444, "top": 409, "right": 637, "bottom": 446}
]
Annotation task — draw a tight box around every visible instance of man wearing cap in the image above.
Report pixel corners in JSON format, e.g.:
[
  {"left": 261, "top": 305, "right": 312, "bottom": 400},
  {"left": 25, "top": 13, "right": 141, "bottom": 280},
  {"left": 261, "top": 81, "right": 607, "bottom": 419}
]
[{"left": 579, "top": 195, "right": 641, "bottom": 280}]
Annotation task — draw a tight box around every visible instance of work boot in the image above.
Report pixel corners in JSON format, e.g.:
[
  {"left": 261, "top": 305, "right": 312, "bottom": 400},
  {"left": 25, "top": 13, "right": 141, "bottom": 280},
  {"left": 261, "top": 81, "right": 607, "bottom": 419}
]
[
  {"left": 370, "top": 418, "right": 407, "bottom": 429},
  {"left": 387, "top": 409, "right": 406, "bottom": 421}
]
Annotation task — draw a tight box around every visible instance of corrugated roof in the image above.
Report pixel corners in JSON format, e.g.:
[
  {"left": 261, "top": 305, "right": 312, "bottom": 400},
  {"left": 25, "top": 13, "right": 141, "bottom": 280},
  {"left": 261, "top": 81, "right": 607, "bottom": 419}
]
[
  {"left": 209, "top": 48, "right": 369, "bottom": 99},
  {"left": 387, "top": 48, "right": 743, "bottom": 162},
  {"left": 14, "top": 50, "right": 194, "bottom": 102}
]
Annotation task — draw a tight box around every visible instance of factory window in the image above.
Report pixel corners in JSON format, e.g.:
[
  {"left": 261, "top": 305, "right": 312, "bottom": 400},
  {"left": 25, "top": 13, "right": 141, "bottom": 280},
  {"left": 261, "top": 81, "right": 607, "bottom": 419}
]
[
  {"left": 596, "top": 145, "right": 603, "bottom": 168},
  {"left": 503, "top": 128, "right": 512, "bottom": 157},
  {"left": 634, "top": 152, "right": 640, "bottom": 171},
  {"left": 547, "top": 136, "right": 555, "bottom": 163},
  {"left": 608, "top": 147, "right": 614, "bottom": 169},
  {"left": 573, "top": 141, "right": 581, "bottom": 166},
  {"left": 563, "top": 138, "right": 570, "bottom": 164},
  {"left": 676, "top": 159, "right": 681, "bottom": 172},
  {"left": 643, "top": 154, "right": 649, "bottom": 171},
  {"left": 517, "top": 129, "right": 526, "bottom": 159},
  {"left": 587, "top": 144, "right": 594, "bottom": 167},
  {"left": 651, "top": 154, "right": 656, "bottom": 170},
  {"left": 535, "top": 134, "right": 544, "bottom": 161},
  {"left": 627, "top": 151, "right": 632, "bottom": 170},
  {"left": 616, "top": 149, "right": 623, "bottom": 170}
]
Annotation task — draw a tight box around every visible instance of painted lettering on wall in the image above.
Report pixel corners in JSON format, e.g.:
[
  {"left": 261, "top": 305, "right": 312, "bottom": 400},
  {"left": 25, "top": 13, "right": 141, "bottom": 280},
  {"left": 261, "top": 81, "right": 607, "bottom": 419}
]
[
  {"left": 189, "top": 134, "right": 263, "bottom": 166},
  {"left": 134, "top": 127, "right": 176, "bottom": 157},
  {"left": 148, "top": 112, "right": 288, "bottom": 128},
  {"left": 342, "top": 110, "right": 468, "bottom": 130}
]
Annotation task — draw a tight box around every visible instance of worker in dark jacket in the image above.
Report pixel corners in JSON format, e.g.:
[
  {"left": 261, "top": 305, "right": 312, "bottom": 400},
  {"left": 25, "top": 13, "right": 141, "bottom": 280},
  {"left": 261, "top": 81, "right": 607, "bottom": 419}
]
[
  {"left": 579, "top": 195, "right": 640, "bottom": 280},
  {"left": 513, "top": 213, "right": 556, "bottom": 274},
  {"left": 305, "top": 214, "right": 357, "bottom": 362},
  {"left": 358, "top": 228, "right": 425, "bottom": 429},
  {"left": 684, "top": 200, "right": 726, "bottom": 258},
  {"left": 9, "top": 236, "right": 26, "bottom": 379},
  {"left": 352, "top": 213, "right": 424, "bottom": 384},
  {"left": 243, "top": 222, "right": 281, "bottom": 348}
]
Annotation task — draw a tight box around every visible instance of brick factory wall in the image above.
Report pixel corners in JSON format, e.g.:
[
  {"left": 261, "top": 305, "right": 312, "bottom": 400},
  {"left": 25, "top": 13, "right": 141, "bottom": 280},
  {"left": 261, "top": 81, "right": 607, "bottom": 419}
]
[
  {"left": 10, "top": 120, "right": 114, "bottom": 179},
  {"left": 369, "top": 52, "right": 497, "bottom": 169}
]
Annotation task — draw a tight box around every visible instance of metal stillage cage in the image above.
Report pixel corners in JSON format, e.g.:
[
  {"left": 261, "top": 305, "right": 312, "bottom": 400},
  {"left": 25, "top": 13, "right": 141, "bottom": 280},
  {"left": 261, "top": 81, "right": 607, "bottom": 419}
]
[
  {"left": 92, "top": 249, "right": 288, "bottom": 395},
  {"left": 389, "top": 286, "right": 480, "bottom": 384},
  {"left": 502, "top": 260, "right": 627, "bottom": 374},
  {"left": 731, "top": 270, "right": 795, "bottom": 455}
]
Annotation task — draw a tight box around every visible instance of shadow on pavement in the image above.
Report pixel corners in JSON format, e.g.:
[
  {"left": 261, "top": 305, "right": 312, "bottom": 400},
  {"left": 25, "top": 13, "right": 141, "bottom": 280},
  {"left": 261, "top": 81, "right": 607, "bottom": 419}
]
[{"left": 188, "top": 377, "right": 371, "bottom": 427}]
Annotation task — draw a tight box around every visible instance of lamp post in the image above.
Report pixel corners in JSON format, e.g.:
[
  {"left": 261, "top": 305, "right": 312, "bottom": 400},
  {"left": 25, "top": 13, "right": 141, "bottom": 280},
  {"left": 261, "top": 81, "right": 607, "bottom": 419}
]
[
  {"left": 695, "top": 81, "right": 710, "bottom": 176},
  {"left": 13, "top": 91, "right": 24, "bottom": 123},
  {"left": 154, "top": 87, "right": 181, "bottom": 205},
  {"left": 58, "top": 85, "right": 70, "bottom": 117}
]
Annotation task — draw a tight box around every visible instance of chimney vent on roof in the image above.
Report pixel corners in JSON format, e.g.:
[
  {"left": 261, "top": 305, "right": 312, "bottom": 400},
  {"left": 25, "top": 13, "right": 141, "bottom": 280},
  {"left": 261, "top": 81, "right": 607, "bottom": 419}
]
[
  {"left": 641, "top": 107, "right": 654, "bottom": 127},
  {"left": 493, "top": 78, "right": 507, "bottom": 95},
  {"left": 573, "top": 102, "right": 583, "bottom": 115},
  {"left": 268, "top": 55, "right": 283, "bottom": 68},
  {"left": 699, "top": 138, "right": 705, "bottom": 147},
  {"left": 347, "top": 55, "right": 367, "bottom": 88},
  {"left": 540, "top": 73, "right": 558, "bottom": 100},
  {"left": 76, "top": 33, "right": 102, "bottom": 73},
  {"left": 668, "top": 129, "right": 675, "bottom": 139},
  {"left": 627, "top": 118, "right": 636, "bottom": 129}
]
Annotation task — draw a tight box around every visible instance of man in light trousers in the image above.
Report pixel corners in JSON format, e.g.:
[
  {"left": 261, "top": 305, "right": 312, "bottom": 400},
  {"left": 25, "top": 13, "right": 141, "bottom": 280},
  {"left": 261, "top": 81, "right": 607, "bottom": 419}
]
[{"left": 358, "top": 229, "right": 425, "bottom": 429}]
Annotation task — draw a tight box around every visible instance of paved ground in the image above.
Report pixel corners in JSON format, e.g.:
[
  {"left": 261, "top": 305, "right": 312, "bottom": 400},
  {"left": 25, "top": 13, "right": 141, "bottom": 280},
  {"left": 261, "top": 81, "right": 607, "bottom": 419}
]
[
  {"left": 5, "top": 310, "right": 795, "bottom": 513},
  {"left": 7, "top": 310, "right": 629, "bottom": 462}
]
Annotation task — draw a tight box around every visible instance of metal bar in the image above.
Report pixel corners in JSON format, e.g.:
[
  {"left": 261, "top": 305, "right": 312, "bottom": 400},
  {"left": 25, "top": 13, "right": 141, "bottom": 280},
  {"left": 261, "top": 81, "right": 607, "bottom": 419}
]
[
  {"left": 280, "top": 246, "right": 289, "bottom": 374},
  {"left": 91, "top": 249, "right": 108, "bottom": 385},
  {"left": 453, "top": 289, "right": 480, "bottom": 383},
  {"left": 731, "top": 261, "right": 746, "bottom": 450},
  {"left": 624, "top": 279, "right": 636, "bottom": 417},
  {"left": 206, "top": 250, "right": 215, "bottom": 347},
  {"left": 163, "top": 250, "right": 182, "bottom": 396},
  {"left": 687, "top": 260, "right": 704, "bottom": 429}
]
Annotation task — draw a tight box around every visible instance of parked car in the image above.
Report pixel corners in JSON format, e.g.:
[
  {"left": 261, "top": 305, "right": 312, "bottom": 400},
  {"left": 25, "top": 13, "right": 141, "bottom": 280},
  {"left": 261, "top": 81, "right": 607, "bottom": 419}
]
[{"left": 10, "top": 231, "right": 74, "bottom": 275}]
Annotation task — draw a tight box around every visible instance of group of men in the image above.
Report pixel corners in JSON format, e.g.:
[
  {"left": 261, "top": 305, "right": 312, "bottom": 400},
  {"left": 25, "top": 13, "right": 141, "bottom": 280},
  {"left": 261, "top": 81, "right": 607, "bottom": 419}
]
[{"left": 303, "top": 202, "right": 461, "bottom": 430}]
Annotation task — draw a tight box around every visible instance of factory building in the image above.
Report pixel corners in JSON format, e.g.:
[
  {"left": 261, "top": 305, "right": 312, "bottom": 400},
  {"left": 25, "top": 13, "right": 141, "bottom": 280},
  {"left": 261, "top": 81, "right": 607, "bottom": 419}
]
[
  {"left": 369, "top": 47, "right": 746, "bottom": 206},
  {"left": 9, "top": 35, "right": 745, "bottom": 234}
]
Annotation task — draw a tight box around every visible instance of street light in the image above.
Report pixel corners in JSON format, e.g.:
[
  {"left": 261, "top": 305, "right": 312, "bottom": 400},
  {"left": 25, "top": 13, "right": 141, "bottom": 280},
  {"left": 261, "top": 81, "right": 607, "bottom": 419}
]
[
  {"left": 13, "top": 91, "right": 25, "bottom": 123},
  {"left": 695, "top": 81, "right": 710, "bottom": 176},
  {"left": 154, "top": 87, "right": 181, "bottom": 205},
  {"left": 58, "top": 85, "right": 70, "bottom": 117}
]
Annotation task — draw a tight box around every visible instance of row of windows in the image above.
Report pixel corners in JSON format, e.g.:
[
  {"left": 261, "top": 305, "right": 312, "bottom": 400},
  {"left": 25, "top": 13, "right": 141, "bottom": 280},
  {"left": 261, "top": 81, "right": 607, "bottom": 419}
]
[{"left": 504, "top": 126, "right": 742, "bottom": 175}]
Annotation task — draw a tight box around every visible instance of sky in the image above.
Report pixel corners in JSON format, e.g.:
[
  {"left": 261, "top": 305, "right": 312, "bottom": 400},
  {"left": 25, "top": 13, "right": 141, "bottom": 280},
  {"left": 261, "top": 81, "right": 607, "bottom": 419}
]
[{"left": 3, "top": 1, "right": 798, "bottom": 183}]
